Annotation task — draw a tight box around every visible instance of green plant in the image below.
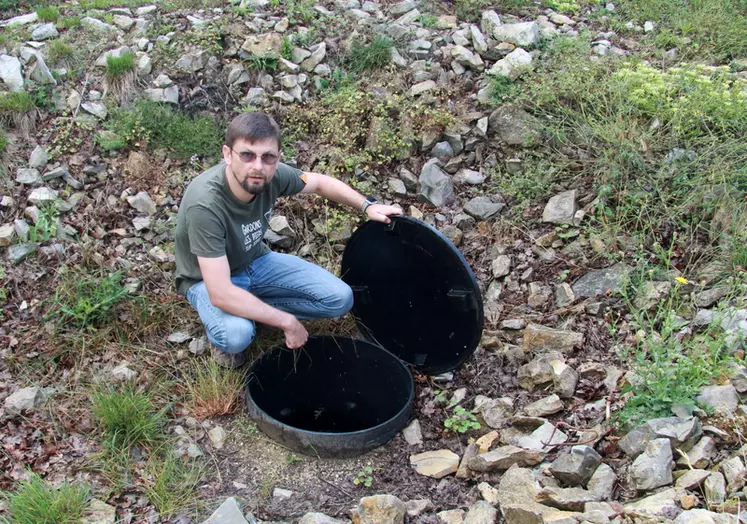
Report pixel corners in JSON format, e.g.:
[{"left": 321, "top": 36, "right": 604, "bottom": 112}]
[
  {"left": 28, "top": 202, "right": 60, "bottom": 242},
  {"left": 57, "top": 15, "right": 81, "bottom": 29},
  {"left": 46, "top": 269, "right": 130, "bottom": 328},
  {"left": 419, "top": 14, "right": 438, "bottom": 27},
  {"left": 244, "top": 55, "right": 279, "bottom": 72},
  {"left": 48, "top": 116, "right": 94, "bottom": 158},
  {"left": 287, "top": 454, "right": 303, "bottom": 464},
  {"left": 1, "top": 472, "right": 89, "bottom": 524},
  {"left": 92, "top": 384, "right": 166, "bottom": 452},
  {"left": 95, "top": 130, "right": 126, "bottom": 151},
  {"left": 183, "top": 357, "right": 245, "bottom": 419},
  {"left": 47, "top": 40, "right": 75, "bottom": 65},
  {"left": 0, "top": 91, "right": 36, "bottom": 117},
  {"left": 270, "top": 0, "right": 317, "bottom": 25},
  {"left": 353, "top": 466, "right": 377, "bottom": 487},
  {"left": 106, "top": 52, "right": 136, "bottom": 79},
  {"left": 36, "top": 5, "right": 60, "bottom": 22},
  {"left": 489, "top": 75, "right": 520, "bottom": 103},
  {"left": 345, "top": 35, "right": 394, "bottom": 74},
  {"left": 443, "top": 406, "right": 481, "bottom": 433},
  {"left": 142, "top": 452, "right": 203, "bottom": 518},
  {"left": 0, "top": 128, "right": 7, "bottom": 155}
]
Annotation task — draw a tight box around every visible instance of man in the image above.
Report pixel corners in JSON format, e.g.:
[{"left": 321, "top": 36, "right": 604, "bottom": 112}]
[{"left": 174, "top": 112, "right": 402, "bottom": 367}]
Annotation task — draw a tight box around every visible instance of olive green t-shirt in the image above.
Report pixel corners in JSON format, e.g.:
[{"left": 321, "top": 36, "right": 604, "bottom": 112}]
[{"left": 174, "top": 161, "right": 306, "bottom": 295}]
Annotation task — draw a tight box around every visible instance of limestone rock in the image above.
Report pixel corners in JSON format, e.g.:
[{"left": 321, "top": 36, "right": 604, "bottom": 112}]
[
  {"left": 419, "top": 159, "right": 455, "bottom": 208},
  {"left": 83, "top": 499, "right": 117, "bottom": 524},
  {"left": 572, "top": 263, "right": 629, "bottom": 298},
  {"left": 488, "top": 106, "right": 542, "bottom": 147},
  {"left": 299, "top": 513, "right": 347, "bottom": 524},
  {"left": 126, "top": 191, "right": 157, "bottom": 215},
  {"left": 523, "top": 394, "right": 563, "bottom": 417},
  {"left": 697, "top": 385, "right": 738, "bottom": 415},
  {"left": 492, "top": 21, "right": 541, "bottom": 47},
  {"left": 464, "top": 196, "right": 504, "bottom": 220},
  {"left": 623, "top": 488, "right": 684, "bottom": 520},
  {"left": 536, "top": 486, "right": 597, "bottom": 511},
  {"left": 467, "top": 445, "right": 544, "bottom": 472},
  {"left": 619, "top": 417, "right": 702, "bottom": 458},
  {"left": 4, "top": 386, "right": 46, "bottom": 415},
  {"left": 487, "top": 48, "right": 533, "bottom": 79},
  {"left": 522, "top": 323, "right": 583, "bottom": 354},
  {"left": 542, "top": 190, "right": 578, "bottom": 225},
  {"left": 202, "top": 497, "right": 247, "bottom": 524},
  {"left": 0, "top": 54, "right": 24, "bottom": 92},
  {"left": 463, "top": 501, "right": 498, "bottom": 524},
  {"left": 351, "top": 494, "right": 406, "bottom": 524},
  {"left": 28, "top": 187, "right": 58, "bottom": 205},
  {"left": 587, "top": 463, "right": 616, "bottom": 500},
  {"left": 550, "top": 445, "right": 602, "bottom": 487},
  {"left": 410, "top": 449, "right": 459, "bottom": 478}
]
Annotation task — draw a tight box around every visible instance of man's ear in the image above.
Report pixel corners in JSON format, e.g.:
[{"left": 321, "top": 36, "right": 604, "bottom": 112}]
[{"left": 222, "top": 144, "right": 232, "bottom": 165}]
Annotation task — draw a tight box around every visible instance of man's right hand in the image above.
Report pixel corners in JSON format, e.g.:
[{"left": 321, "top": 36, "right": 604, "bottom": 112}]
[{"left": 283, "top": 316, "right": 308, "bottom": 349}]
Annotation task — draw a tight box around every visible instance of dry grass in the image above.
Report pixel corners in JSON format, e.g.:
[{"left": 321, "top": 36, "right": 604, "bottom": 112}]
[{"left": 182, "top": 357, "right": 245, "bottom": 419}]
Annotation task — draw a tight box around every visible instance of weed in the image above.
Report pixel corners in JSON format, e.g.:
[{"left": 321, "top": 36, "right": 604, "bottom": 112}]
[
  {"left": 443, "top": 406, "right": 481, "bottom": 433},
  {"left": 270, "top": 0, "right": 317, "bottom": 25},
  {"left": 183, "top": 357, "right": 245, "bottom": 419},
  {"left": 105, "top": 52, "right": 137, "bottom": 103},
  {"left": 48, "top": 116, "right": 94, "bottom": 158},
  {"left": 542, "top": 0, "right": 583, "bottom": 14},
  {"left": 287, "top": 454, "right": 303, "bottom": 464},
  {"left": 0, "top": 91, "right": 38, "bottom": 136},
  {"left": 419, "top": 14, "right": 438, "bottom": 27},
  {"left": 0, "top": 472, "right": 89, "bottom": 524},
  {"left": 57, "top": 16, "right": 81, "bottom": 29},
  {"left": 92, "top": 384, "right": 167, "bottom": 453},
  {"left": 102, "top": 13, "right": 115, "bottom": 24},
  {"left": 45, "top": 268, "right": 130, "bottom": 328},
  {"left": 345, "top": 35, "right": 394, "bottom": 73},
  {"left": 280, "top": 35, "right": 294, "bottom": 61},
  {"left": 0, "top": 128, "right": 7, "bottom": 155},
  {"left": 142, "top": 451, "right": 203, "bottom": 518},
  {"left": 95, "top": 129, "right": 126, "bottom": 151},
  {"left": 79, "top": 0, "right": 152, "bottom": 7},
  {"left": 489, "top": 75, "right": 520, "bottom": 104},
  {"left": 28, "top": 202, "right": 60, "bottom": 242},
  {"left": 244, "top": 55, "right": 279, "bottom": 72},
  {"left": 107, "top": 100, "right": 223, "bottom": 160},
  {"left": 47, "top": 40, "right": 75, "bottom": 66},
  {"left": 106, "top": 52, "right": 136, "bottom": 79},
  {"left": 182, "top": 18, "right": 227, "bottom": 54},
  {"left": 353, "top": 466, "right": 377, "bottom": 487},
  {"left": 35, "top": 5, "right": 60, "bottom": 22}
]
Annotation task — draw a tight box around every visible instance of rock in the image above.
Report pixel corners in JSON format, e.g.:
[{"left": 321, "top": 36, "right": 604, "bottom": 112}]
[
  {"left": 463, "top": 501, "right": 498, "bottom": 524},
  {"left": 587, "top": 463, "right": 617, "bottom": 500},
  {"left": 551, "top": 359, "right": 578, "bottom": 398},
  {"left": 112, "top": 14, "right": 135, "bottom": 30},
  {"left": 572, "top": 263, "right": 629, "bottom": 298},
  {"left": 272, "top": 487, "right": 293, "bottom": 501},
  {"left": 8, "top": 243, "right": 38, "bottom": 265},
  {"left": 491, "top": 255, "right": 511, "bottom": 279},
  {"left": 487, "top": 48, "right": 533, "bottom": 79},
  {"left": 0, "top": 54, "right": 24, "bottom": 91},
  {"left": 675, "top": 469, "right": 711, "bottom": 489},
  {"left": 45, "top": 165, "right": 69, "bottom": 181},
  {"left": 81, "top": 17, "right": 118, "bottom": 33},
  {"left": 514, "top": 420, "right": 567, "bottom": 451},
  {"left": 437, "top": 509, "right": 465, "bottom": 524},
  {"left": 176, "top": 50, "right": 210, "bottom": 72},
  {"left": 550, "top": 445, "right": 602, "bottom": 487},
  {"left": 167, "top": 331, "right": 192, "bottom": 343},
  {"left": 16, "top": 168, "right": 43, "bottom": 185},
  {"left": 621, "top": 417, "right": 702, "bottom": 459},
  {"left": 678, "top": 436, "right": 716, "bottom": 468},
  {"left": 410, "top": 449, "right": 459, "bottom": 478},
  {"left": 542, "top": 190, "right": 578, "bottom": 225},
  {"left": 431, "top": 141, "right": 454, "bottom": 158},
  {"left": 245, "top": 87, "right": 268, "bottom": 106},
  {"left": 144, "top": 86, "right": 179, "bottom": 104},
  {"left": 695, "top": 287, "right": 729, "bottom": 308},
  {"left": 517, "top": 354, "right": 557, "bottom": 391},
  {"left": 631, "top": 438, "right": 673, "bottom": 490},
  {"left": 31, "top": 23, "right": 59, "bottom": 40},
  {"left": 488, "top": 106, "right": 542, "bottom": 148},
  {"left": 301, "top": 42, "right": 326, "bottom": 72},
  {"left": 523, "top": 394, "right": 563, "bottom": 417},
  {"left": 454, "top": 169, "right": 485, "bottom": 185},
  {"left": 536, "top": 487, "right": 597, "bottom": 511},
  {"left": 721, "top": 456, "right": 746, "bottom": 493},
  {"left": 28, "top": 146, "right": 49, "bottom": 169},
  {"left": 496, "top": 468, "right": 539, "bottom": 506},
  {"left": 522, "top": 324, "right": 583, "bottom": 354},
  {"left": 550, "top": 13, "right": 576, "bottom": 25},
  {"left": 419, "top": 159, "right": 455, "bottom": 208},
  {"left": 83, "top": 498, "right": 117, "bottom": 524},
  {"left": 82, "top": 102, "right": 108, "bottom": 120},
  {"left": 299, "top": 513, "right": 347, "bottom": 524},
  {"left": 477, "top": 397, "right": 513, "bottom": 429},
  {"left": 451, "top": 45, "right": 485, "bottom": 71},
  {"left": 3, "top": 387, "right": 46, "bottom": 414},
  {"left": 634, "top": 280, "right": 672, "bottom": 311},
  {"left": 208, "top": 426, "right": 227, "bottom": 450},
  {"left": 704, "top": 472, "right": 726, "bottom": 504},
  {"left": 28, "top": 187, "right": 58, "bottom": 205},
  {"left": 697, "top": 385, "right": 738, "bottom": 415},
  {"left": 467, "top": 445, "right": 544, "bottom": 472},
  {"left": 623, "top": 488, "right": 684, "bottom": 520},
  {"left": 189, "top": 336, "right": 208, "bottom": 355},
  {"left": 0, "top": 224, "right": 15, "bottom": 246},
  {"left": 269, "top": 215, "right": 294, "bottom": 236},
  {"left": 471, "top": 25, "right": 488, "bottom": 54},
  {"left": 464, "top": 196, "right": 504, "bottom": 220},
  {"left": 202, "top": 497, "right": 248, "bottom": 524},
  {"left": 410, "top": 80, "right": 437, "bottom": 96},
  {"left": 674, "top": 509, "right": 738, "bottom": 523},
  {"left": 127, "top": 191, "right": 157, "bottom": 215},
  {"left": 111, "top": 362, "right": 137, "bottom": 381},
  {"left": 492, "top": 21, "right": 541, "bottom": 47},
  {"left": 403, "top": 419, "right": 423, "bottom": 445},
  {"left": 404, "top": 499, "right": 432, "bottom": 518},
  {"left": 351, "top": 494, "right": 406, "bottom": 524}
]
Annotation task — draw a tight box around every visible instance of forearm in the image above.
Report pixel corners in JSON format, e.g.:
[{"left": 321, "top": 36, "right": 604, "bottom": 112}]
[
  {"left": 315, "top": 174, "right": 367, "bottom": 211},
  {"left": 212, "top": 285, "right": 295, "bottom": 330}
]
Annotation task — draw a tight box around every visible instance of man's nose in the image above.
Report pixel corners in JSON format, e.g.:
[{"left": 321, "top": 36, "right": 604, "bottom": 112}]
[{"left": 249, "top": 155, "right": 264, "bottom": 169}]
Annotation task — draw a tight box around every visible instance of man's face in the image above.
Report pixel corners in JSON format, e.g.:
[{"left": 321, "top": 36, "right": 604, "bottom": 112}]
[{"left": 223, "top": 137, "right": 281, "bottom": 196}]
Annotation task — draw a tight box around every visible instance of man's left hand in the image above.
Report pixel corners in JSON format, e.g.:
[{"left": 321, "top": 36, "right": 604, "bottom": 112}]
[{"left": 365, "top": 204, "right": 403, "bottom": 224}]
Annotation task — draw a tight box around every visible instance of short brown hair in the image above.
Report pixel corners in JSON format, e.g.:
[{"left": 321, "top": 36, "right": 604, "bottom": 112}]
[{"left": 225, "top": 112, "right": 281, "bottom": 149}]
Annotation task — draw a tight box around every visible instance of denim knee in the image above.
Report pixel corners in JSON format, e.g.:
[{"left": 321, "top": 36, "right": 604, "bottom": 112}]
[
  {"left": 209, "top": 316, "right": 255, "bottom": 354},
  {"left": 325, "top": 282, "right": 354, "bottom": 316}
]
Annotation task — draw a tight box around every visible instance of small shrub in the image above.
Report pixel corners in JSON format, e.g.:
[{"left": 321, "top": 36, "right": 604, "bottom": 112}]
[
  {"left": 142, "top": 452, "right": 203, "bottom": 518},
  {"left": 106, "top": 52, "right": 136, "bottom": 79},
  {"left": 183, "top": 357, "right": 245, "bottom": 419},
  {"left": 35, "top": 5, "right": 60, "bottom": 22},
  {"left": 46, "top": 269, "right": 130, "bottom": 328},
  {"left": 1, "top": 472, "right": 89, "bottom": 524},
  {"left": 92, "top": 384, "right": 166, "bottom": 452},
  {"left": 345, "top": 35, "right": 394, "bottom": 73},
  {"left": 95, "top": 130, "right": 126, "bottom": 151}
]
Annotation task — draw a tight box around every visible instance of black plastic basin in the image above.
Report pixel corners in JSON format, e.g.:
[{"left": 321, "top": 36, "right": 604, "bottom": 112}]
[{"left": 245, "top": 335, "right": 414, "bottom": 458}]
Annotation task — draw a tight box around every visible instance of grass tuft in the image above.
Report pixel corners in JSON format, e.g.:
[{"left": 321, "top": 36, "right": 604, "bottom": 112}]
[
  {"left": 57, "top": 16, "right": 81, "bottom": 29},
  {"left": 183, "top": 357, "right": 245, "bottom": 419},
  {"left": 106, "top": 52, "right": 136, "bottom": 79},
  {"left": 47, "top": 40, "right": 75, "bottom": 66},
  {"left": 46, "top": 268, "right": 130, "bottom": 329},
  {"left": 345, "top": 35, "right": 394, "bottom": 73},
  {"left": 1, "top": 472, "right": 89, "bottom": 524},
  {"left": 142, "top": 452, "right": 203, "bottom": 518},
  {"left": 35, "top": 5, "right": 60, "bottom": 22}
]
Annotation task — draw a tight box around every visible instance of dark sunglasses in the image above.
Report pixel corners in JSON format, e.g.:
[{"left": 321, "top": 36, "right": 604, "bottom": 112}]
[{"left": 231, "top": 148, "right": 280, "bottom": 165}]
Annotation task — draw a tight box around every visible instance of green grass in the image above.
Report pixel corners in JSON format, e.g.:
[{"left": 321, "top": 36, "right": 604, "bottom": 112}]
[
  {"left": 1, "top": 472, "right": 89, "bottom": 524},
  {"left": 142, "top": 452, "right": 203, "bottom": 518},
  {"left": 0, "top": 91, "right": 36, "bottom": 117},
  {"left": 79, "top": 0, "right": 152, "bottom": 7},
  {"left": 0, "top": 128, "right": 7, "bottom": 155},
  {"left": 345, "top": 35, "right": 394, "bottom": 74},
  {"left": 57, "top": 15, "right": 81, "bottom": 29},
  {"left": 106, "top": 52, "right": 136, "bottom": 79},
  {"left": 92, "top": 384, "right": 167, "bottom": 453},
  {"left": 107, "top": 100, "right": 223, "bottom": 160},
  {"left": 45, "top": 269, "right": 130, "bottom": 329},
  {"left": 35, "top": 5, "right": 59, "bottom": 22},
  {"left": 615, "top": 0, "right": 747, "bottom": 61},
  {"left": 47, "top": 40, "right": 75, "bottom": 65}
]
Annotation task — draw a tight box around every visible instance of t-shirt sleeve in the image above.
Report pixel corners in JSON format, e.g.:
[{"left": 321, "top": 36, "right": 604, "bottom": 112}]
[
  {"left": 187, "top": 205, "right": 226, "bottom": 258},
  {"left": 274, "top": 162, "right": 307, "bottom": 197}
]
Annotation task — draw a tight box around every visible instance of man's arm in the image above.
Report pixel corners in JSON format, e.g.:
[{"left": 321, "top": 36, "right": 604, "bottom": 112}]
[
  {"left": 300, "top": 172, "right": 402, "bottom": 223},
  {"left": 197, "top": 255, "right": 308, "bottom": 348}
]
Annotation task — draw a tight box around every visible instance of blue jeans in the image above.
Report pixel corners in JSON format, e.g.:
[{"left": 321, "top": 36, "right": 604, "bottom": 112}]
[{"left": 185, "top": 252, "right": 354, "bottom": 353}]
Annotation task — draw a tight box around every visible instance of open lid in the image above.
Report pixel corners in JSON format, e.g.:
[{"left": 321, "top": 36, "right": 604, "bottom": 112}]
[{"left": 341, "top": 216, "right": 484, "bottom": 375}]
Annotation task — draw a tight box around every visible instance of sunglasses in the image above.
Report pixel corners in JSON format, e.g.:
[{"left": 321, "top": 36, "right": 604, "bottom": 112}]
[{"left": 231, "top": 148, "right": 280, "bottom": 165}]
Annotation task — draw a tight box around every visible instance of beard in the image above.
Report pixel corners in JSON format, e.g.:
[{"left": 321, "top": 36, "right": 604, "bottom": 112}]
[{"left": 241, "top": 178, "right": 267, "bottom": 195}]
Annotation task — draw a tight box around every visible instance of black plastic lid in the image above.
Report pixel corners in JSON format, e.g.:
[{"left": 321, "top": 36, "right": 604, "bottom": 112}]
[{"left": 341, "top": 216, "right": 484, "bottom": 375}]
